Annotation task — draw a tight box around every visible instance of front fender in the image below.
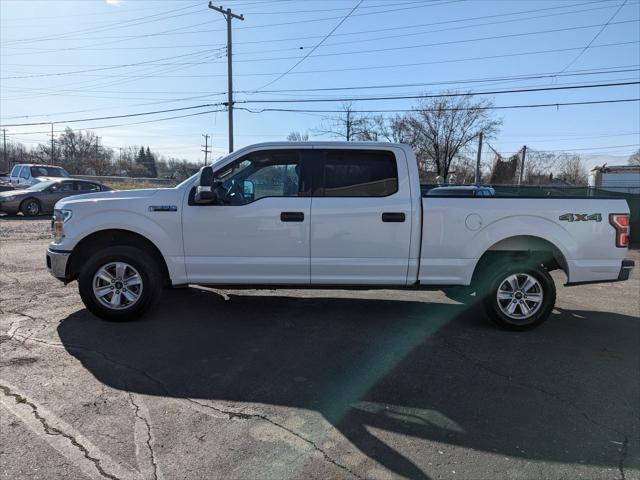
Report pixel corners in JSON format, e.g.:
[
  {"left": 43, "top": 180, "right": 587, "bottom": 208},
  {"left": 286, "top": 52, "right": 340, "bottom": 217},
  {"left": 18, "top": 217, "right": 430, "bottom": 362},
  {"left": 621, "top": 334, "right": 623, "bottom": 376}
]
[{"left": 55, "top": 208, "right": 186, "bottom": 284}]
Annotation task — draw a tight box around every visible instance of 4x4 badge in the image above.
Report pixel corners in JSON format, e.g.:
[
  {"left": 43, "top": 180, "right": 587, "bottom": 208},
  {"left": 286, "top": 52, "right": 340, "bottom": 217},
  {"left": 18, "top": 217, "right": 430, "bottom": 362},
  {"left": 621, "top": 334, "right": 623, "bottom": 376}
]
[{"left": 559, "top": 213, "right": 602, "bottom": 222}]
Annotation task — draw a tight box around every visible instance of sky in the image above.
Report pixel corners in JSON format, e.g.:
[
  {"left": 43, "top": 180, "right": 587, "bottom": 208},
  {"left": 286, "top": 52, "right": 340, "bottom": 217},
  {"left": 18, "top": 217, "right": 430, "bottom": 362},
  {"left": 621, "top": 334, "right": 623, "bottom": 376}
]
[{"left": 0, "top": 0, "right": 639, "bottom": 167}]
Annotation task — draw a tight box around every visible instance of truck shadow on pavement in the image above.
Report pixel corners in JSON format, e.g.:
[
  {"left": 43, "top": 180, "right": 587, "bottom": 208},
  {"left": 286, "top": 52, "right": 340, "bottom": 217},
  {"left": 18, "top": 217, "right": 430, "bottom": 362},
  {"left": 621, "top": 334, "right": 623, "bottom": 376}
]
[{"left": 57, "top": 288, "right": 639, "bottom": 480}]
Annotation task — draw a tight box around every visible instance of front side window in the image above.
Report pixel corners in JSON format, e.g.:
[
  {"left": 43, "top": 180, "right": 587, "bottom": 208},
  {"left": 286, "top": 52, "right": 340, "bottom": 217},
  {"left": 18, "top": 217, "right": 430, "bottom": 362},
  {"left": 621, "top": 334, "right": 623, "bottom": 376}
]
[
  {"left": 10, "top": 165, "right": 20, "bottom": 177},
  {"left": 50, "top": 181, "right": 74, "bottom": 193},
  {"left": 317, "top": 150, "right": 398, "bottom": 197},
  {"left": 213, "top": 150, "right": 301, "bottom": 205}
]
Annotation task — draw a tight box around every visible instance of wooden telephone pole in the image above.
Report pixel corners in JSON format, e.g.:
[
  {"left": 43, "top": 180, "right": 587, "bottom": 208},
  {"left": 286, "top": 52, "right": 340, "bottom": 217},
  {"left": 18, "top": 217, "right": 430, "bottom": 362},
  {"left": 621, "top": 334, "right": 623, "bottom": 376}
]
[
  {"left": 201, "top": 134, "right": 211, "bottom": 165},
  {"left": 208, "top": 3, "right": 244, "bottom": 153}
]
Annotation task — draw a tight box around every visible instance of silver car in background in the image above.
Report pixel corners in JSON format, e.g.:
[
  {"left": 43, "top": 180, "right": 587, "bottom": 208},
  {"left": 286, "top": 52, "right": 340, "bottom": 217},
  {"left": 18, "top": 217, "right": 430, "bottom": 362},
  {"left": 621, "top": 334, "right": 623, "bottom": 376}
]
[{"left": 0, "top": 178, "right": 112, "bottom": 216}]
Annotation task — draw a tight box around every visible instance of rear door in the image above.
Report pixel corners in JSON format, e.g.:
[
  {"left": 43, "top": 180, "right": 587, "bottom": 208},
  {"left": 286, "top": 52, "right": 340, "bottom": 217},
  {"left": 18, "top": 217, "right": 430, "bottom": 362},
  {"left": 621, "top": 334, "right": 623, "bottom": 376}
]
[{"left": 309, "top": 148, "right": 413, "bottom": 285}]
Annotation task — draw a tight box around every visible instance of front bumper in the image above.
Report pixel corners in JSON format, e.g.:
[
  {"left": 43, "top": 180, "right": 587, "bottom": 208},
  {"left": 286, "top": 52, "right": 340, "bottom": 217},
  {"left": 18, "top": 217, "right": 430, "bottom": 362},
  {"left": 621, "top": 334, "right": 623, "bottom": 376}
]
[{"left": 46, "top": 248, "right": 71, "bottom": 282}]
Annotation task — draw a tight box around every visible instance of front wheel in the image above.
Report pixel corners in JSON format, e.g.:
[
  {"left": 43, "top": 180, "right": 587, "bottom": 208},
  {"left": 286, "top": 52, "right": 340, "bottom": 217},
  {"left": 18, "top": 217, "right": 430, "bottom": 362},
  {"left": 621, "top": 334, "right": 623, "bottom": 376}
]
[
  {"left": 21, "top": 198, "right": 41, "bottom": 216},
  {"left": 483, "top": 265, "right": 556, "bottom": 331},
  {"left": 78, "top": 246, "right": 162, "bottom": 321}
]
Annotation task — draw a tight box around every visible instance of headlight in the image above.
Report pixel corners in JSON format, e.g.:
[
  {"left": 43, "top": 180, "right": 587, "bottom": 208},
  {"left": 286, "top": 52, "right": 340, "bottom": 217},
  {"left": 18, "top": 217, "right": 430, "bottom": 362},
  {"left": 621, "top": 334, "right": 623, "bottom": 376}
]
[
  {"left": 2, "top": 196, "right": 15, "bottom": 201},
  {"left": 52, "top": 209, "right": 72, "bottom": 242}
]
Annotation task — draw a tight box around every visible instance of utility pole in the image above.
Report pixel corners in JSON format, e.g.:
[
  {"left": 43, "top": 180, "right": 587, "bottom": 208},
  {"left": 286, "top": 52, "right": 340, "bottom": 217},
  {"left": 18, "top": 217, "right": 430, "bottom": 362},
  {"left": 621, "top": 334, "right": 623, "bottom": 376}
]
[
  {"left": 50, "top": 123, "right": 55, "bottom": 164},
  {"left": 518, "top": 145, "right": 527, "bottom": 185},
  {"left": 2, "top": 129, "right": 6, "bottom": 172},
  {"left": 95, "top": 137, "right": 100, "bottom": 173},
  {"left": 475, "top": 131, "right": 483, "bottom": 185},
  {"left": 201, "top": 134, "right": 211, "bottom": 165},
  {"left": 208, "top": 2, "right": 244, "bottom": 153}
]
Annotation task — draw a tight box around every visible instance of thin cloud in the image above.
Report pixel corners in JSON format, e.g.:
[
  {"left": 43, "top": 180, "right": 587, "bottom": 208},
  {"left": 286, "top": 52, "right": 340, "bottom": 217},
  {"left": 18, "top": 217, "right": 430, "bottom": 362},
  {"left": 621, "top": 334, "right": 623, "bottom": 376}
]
[{"left": 105, "top": 0, "right": 126, "bottom": 6}]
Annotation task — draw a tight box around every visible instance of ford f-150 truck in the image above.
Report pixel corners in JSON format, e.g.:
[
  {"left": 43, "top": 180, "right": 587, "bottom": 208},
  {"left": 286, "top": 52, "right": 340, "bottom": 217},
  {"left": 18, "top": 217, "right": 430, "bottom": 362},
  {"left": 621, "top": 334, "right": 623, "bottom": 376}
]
[{"left": 46, "top": 142, "right": 634, "bottom": 330}]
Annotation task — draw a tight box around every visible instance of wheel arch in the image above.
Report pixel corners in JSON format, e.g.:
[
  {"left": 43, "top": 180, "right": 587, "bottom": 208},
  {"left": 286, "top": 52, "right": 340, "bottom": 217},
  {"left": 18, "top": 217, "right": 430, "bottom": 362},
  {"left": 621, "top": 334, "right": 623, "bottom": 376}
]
[
  {"left": 471, "top": 235, "right": 569, "bottom": 285},
  {"left": 19, "top": 196, "right": 41, "bottom": 213},
  {"left": 67, "top": 229, "right": 171, "bottom": 285}
]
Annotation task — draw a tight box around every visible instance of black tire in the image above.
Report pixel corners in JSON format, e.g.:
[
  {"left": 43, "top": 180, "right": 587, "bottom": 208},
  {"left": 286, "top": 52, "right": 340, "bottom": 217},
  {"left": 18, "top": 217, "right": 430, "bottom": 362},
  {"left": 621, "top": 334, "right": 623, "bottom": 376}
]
[
  {"left": 483, "top": 264, "right": 556, "bottom": 331},
  {"left": 78, "top": 246, "right": 162, "bottom": 322},
  {"left": 20, "top": 198, "right": 41, "bottom": 217}
]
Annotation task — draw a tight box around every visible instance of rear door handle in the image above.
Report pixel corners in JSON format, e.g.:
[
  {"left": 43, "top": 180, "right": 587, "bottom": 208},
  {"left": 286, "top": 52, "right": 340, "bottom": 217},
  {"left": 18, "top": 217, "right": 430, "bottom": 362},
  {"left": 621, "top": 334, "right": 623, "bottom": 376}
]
[
  {"left": 280, "top": 211, "right": 305, "bottom": 222},
  {"left": 382, "top": 212, "right": 405, "bottom": 222}
]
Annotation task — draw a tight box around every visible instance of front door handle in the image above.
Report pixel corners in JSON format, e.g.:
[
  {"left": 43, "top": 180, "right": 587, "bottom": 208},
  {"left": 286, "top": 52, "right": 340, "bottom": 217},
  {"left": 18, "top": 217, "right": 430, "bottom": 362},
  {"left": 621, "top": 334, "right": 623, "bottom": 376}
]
[
  {"left": 382, "top": 212, "right": 405, "bottom": 222},
  {"left": 280, "top": 211, "right": 304, "bottom": 222}
]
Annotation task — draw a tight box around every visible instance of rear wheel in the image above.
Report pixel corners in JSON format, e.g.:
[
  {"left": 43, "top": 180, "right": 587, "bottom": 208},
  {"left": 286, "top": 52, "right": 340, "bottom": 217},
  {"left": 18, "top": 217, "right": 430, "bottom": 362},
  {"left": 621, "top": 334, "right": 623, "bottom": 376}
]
[
  {"left": 483, "top": 265, "right": 556, "bottom": 331},
  {"left": 20, "top": 198, "right": 41, "bottom": 216},
  {"left": 78, "top": 246, "right": 162, "bottom": 321}
]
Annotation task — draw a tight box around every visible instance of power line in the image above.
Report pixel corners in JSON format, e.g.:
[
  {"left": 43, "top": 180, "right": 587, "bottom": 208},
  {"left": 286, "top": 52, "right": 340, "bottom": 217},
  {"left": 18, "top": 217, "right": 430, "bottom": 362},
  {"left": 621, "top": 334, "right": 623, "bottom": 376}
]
[
  {"left": 0, "top": 0, "right": 462, "bottom": 52},
  {"left": 234, "top": 81, "right": 640, "bottom": 104},
  {"left": 0, "top": 48, "right": 226, "bottom": 80},
  {"left": 2, "top": 0, "right": 620, "bottom": 52},
  {"left": 232, "top": 20, "right": 639, "bottom": 65},
  {"left": 251, "top": 0, "right": 364, "bottom": 91},
  {"left": 235, "top": 98, "right": 640, "bottom": 113},
  {"left": 0, "top": 104, "right": 223, "bottom": 128},
  {"left": 4, "top": 82, "right": 637, "bottom": 128},
  {"left": 3, "top": 67, "right": 635, "bottom": 120},
  {"left": 6, "top": 109, "right": 226, "bottom": 135},
  {"left": 558, "top": 0, "right": 629, "bottom": 73},
  {"left": 0, "top": 2, "right": 205, "bottom": 46}
]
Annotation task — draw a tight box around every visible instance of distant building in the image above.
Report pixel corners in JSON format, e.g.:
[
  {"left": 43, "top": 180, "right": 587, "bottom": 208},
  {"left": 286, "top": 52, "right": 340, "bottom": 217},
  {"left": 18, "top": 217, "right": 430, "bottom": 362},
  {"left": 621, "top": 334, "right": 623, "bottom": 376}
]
[{"left": 589, "top": 165, "right": 640, "bottom": 194}]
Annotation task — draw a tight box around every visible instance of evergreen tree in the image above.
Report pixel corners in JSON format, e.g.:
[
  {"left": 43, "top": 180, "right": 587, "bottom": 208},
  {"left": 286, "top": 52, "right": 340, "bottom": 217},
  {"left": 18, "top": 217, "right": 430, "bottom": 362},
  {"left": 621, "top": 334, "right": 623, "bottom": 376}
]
[
  {"left": 145, "top": 146, "right": 158, "bottom": 177},
  {"left": 136, "top": 147, "right": 146, "bottom": 165}
]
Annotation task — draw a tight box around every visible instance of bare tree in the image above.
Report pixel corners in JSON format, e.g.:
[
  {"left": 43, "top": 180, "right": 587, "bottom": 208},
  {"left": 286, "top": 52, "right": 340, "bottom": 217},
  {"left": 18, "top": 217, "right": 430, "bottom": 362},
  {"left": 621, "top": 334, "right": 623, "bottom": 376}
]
[
  {"left": 313, "top": 102, "right": 375, "bottom": 141},
  {"left": 557, "top": 154, "right": 587, "bottom": 185},
  {"left": 286, "top": 131, "right": 309, "bottom": 141},
  {"left": 629, "top": 149, "right": 640, "bottom": 166},
  {"left": 401, "top": 94, "right": 502, "bottom": 178}
]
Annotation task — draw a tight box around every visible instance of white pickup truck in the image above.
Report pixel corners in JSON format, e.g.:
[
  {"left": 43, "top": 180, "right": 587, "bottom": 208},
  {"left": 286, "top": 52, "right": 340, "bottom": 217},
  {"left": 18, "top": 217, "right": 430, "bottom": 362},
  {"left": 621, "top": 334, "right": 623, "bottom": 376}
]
[{"left": 46, "top": 142, "right": 634, "bottom": 330}]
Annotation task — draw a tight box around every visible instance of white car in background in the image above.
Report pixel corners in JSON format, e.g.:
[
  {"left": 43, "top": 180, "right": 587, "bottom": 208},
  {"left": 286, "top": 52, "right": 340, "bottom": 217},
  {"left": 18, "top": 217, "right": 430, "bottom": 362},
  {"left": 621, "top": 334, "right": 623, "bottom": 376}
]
[{"left": 9, "top": 163, "right": 71, "bottom": 187}]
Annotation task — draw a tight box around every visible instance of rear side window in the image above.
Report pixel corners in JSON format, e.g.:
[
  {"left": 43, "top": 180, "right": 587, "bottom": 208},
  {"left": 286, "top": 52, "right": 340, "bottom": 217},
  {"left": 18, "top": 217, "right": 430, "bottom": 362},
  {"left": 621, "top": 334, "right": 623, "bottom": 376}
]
[
  {"left": 20, "top": 167, "right": 30, "bottom": 179},
  {"left": 317, "top": 150, "right": 398, "bottom": 197},
  {"left": 76, "top": 182, "right": 100, "bottom": 192},
  {"left": 31, "top": 166, "right": 69, "bottom": 177}
]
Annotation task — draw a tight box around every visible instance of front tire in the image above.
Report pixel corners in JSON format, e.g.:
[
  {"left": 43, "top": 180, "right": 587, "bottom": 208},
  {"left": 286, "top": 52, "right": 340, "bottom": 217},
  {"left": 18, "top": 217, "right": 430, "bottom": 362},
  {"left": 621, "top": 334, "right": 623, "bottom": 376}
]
[
  {"left": 20, "top": 198, "right": 41, "bottom": 216},
  {"left": 483, "top": 265, "right": 556, "bottom": 331},
  {"left": 78, "top": 246, "right": 162, "bottom": 321}
]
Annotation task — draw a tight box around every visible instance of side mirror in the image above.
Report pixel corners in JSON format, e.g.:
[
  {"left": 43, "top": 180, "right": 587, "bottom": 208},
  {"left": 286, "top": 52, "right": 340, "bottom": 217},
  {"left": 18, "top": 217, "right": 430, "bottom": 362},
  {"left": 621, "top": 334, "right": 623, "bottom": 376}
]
[{"left": 194, "top": 166, "right": 215, "bottom": 204}]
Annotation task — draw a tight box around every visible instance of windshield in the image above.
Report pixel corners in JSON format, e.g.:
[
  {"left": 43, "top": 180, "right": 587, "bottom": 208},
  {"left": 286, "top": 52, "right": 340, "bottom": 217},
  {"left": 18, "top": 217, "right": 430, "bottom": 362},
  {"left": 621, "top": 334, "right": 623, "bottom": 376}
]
[
  {"left": 26, "top": 180, "right": 56, "bottom": 191},
  {"left": 30, "top": 166, "right": 69, "bottom": 178}
]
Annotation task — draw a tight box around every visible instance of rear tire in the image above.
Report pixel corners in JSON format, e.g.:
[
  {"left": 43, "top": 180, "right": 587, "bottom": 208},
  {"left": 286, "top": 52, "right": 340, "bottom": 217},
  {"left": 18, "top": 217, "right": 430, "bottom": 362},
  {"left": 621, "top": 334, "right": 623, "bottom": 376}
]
[
  {"left": 483, "top": 263, "right": 556, "bottom": 331},
  {"left": 78, "top": 246, "right": 162, "bottom": 321},
  {"left": 20, "top": 198, "right": 41, "bottom": 216}
]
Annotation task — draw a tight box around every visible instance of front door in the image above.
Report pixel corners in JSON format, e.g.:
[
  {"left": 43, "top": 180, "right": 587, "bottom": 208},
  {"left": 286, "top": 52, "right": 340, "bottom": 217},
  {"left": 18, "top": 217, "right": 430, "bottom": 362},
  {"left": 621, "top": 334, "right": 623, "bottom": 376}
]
[
  {"left": 182, "top": 149, "right": 312, "bottom": 285},
  {"left": 41, "top": 180, "right": 75, "bottom": 211},
  {"left": 309, "top": 148, "right": 413, "bottom": 285}
]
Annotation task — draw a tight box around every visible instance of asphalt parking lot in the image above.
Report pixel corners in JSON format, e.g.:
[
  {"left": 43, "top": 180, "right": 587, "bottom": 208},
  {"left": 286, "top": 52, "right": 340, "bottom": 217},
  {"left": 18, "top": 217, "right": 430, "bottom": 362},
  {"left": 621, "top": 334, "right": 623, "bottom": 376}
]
[{"left": 1, "top": 215, "right": 638, "bottom": 480}]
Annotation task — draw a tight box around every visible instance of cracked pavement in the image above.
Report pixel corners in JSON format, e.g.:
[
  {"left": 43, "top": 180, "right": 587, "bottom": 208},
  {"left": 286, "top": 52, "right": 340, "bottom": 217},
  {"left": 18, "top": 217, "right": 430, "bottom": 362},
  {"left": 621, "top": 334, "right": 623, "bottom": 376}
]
[{"left": 1, "top": 216, "right": 639, "bottom": 480}]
